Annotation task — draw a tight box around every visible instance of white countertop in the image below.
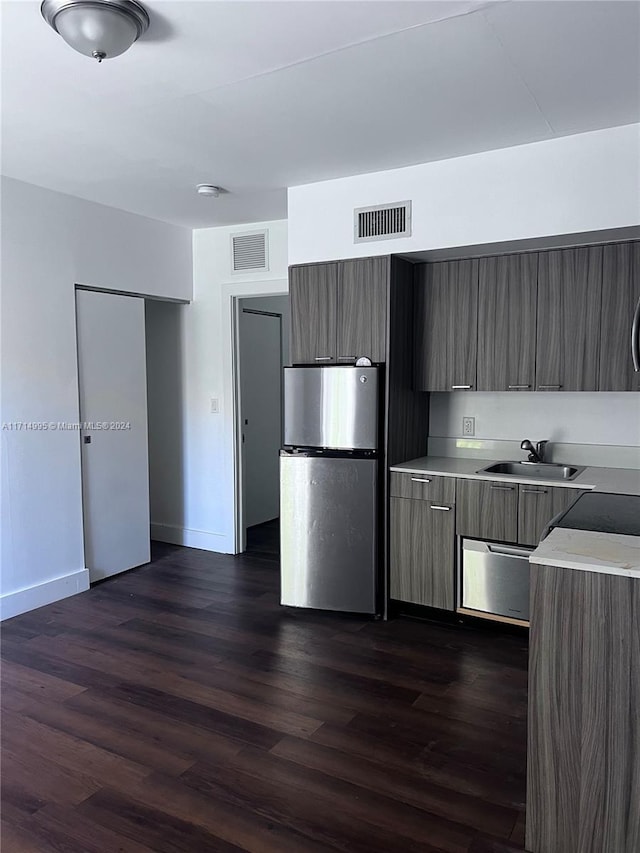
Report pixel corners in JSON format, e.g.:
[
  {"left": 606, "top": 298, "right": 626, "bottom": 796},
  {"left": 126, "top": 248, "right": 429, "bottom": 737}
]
[
  {"left": 389, "top": 455, "right": 640, "bottom": 494},
  {"left": 390, "top": 455, "right": 640, "bottom": 579},
  {"left": 531, "top": 528, "right": 640, "bottom": 579}
]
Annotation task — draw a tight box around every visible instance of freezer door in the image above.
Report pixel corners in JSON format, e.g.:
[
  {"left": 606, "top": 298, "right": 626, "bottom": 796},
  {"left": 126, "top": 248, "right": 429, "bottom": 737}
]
[
  {"left": 280, "top": 453, "right": 377, "bottom": 613},
  {"left": 284, "top": 366, "right": 379, "bottom": 450}
]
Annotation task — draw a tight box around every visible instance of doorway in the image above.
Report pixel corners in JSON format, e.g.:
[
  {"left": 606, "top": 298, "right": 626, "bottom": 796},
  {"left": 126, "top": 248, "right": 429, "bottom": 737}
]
[{"left": 237, "top": 295, "right": 290, "bottom": 554}]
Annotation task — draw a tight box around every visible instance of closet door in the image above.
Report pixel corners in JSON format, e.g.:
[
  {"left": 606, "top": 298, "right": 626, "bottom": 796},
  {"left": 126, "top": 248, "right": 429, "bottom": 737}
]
[{"left": 76, "top": 289, "right": 149, "bottom": 581}]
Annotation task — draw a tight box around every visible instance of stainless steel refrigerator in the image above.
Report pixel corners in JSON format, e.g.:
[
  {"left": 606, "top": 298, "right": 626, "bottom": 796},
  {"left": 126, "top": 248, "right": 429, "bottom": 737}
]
[{"left": 280, "top": 366, "right": 380, "bottom": 614}]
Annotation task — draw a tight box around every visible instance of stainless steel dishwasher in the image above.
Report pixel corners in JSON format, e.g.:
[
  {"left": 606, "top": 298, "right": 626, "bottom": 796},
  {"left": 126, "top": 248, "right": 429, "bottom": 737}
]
[{"left": 461, "top": 539, "right": 533, "bottom": 621}]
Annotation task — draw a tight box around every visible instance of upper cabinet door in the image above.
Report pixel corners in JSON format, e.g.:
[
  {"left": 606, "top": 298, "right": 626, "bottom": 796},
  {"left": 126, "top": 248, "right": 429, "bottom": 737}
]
[
  {"left": 289, "top": 263, "right": 338, "bottom": 364},
  {"left": 337, "top": 257, "right": 389, "bottom": 363},
  {"left": 536, "top": 247, "right": 602, "bottom": 391},
  {"left": 599, "top": 242, "right": 640, "bottom": 391},
  {"left": 477, "top": 254, "right": 538, "bottom": 392},
  {"left": 416, "top": 259, "right": 479, "bottom": 391}
]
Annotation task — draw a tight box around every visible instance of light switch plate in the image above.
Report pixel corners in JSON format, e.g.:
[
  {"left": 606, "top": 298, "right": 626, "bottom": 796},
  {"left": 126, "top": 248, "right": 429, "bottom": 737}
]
[{"left": 210, "top": 398, "right": 219, "bottom": 414}]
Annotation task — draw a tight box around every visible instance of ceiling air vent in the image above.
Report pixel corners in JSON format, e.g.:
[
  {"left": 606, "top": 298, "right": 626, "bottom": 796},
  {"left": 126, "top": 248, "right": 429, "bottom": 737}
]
[
  {"left": 354, "top": 201, "right": 412, "bottom": 243},
  {"left": 231, "top": 229, "right": 269, "bottom": 273}
]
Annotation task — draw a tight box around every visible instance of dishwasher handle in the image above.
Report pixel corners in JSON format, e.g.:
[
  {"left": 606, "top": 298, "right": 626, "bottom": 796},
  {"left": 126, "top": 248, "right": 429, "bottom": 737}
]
[
  {"left": 462, "top": 539, "right": 534, "bottom": 559},
  {"left": 487, "top": 543, "right": 533, "bottom": 559}
]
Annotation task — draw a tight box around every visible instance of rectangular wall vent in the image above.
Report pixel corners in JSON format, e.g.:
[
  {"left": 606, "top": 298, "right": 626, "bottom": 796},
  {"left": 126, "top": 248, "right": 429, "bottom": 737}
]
[
  {"left": 354, "top": 201, "right": 412, "bottom": 243},
  {"left": 231, "top": 229, "right": 269, "bottom": 273}
]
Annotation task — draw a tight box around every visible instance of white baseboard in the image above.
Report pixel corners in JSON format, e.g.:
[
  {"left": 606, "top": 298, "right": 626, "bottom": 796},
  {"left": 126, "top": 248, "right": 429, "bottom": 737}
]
[
  {"left": 0, "top": 568, "right": 90, "bottom": 621},
  {"left": 150, "top": 523, "right": 233, "bottom": 554}
]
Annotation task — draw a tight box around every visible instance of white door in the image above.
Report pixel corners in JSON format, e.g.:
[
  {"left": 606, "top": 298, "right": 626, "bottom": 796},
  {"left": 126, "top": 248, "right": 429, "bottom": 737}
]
[
  {"left": 239, "top": 309, "right": 282, "bottom": 529},
  {"left": 76, "top": 290, "right": 150, "bottom": 582}
]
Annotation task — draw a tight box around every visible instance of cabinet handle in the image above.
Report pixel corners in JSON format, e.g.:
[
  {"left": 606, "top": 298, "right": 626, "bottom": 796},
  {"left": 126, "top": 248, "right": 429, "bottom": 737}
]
[
  {"left": 521, "top": 489, "right": 548, "bottom": 494},
  {"left": 451, "top": 385, "right": 472, "bottom": 390},
  {"left": 337, "top": 356, "right": 356, "bottom": 361},
  {"left": 508, "top": 384, "right": 531, "bottom": 390},
  {"left": 490, "top": 485, "right": 515, "bottom": 491},
  {"left": 632, "top": 295, "right": 640, "bottom": 372},
  {"left": 314, "top": 356, "right": 333, "bottom": 362},
  {"left": 430, "top": 505, "right": 451, "bottom": 511},
  {"left": 538, "top": 384, "right": 562, "bottom": 390},
  {"left": 411, "top": 477, "right": 431, "bottom": 483}
]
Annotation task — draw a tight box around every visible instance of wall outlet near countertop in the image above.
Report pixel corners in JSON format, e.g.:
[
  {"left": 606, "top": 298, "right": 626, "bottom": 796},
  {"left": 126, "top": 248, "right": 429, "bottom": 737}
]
[{"left": 462, "top": 416, "right": 475, "bottom": 436}]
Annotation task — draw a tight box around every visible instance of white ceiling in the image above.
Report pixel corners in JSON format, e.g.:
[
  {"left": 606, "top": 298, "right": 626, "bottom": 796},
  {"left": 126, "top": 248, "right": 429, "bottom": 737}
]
[{"left": 1, "top": 0, "right": 639, "bottom": 228}]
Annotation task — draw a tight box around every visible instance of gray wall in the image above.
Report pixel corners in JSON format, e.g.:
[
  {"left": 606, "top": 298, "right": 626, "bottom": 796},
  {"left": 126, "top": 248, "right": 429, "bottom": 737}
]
[{"left": 428, "top": 392, "right": 640, "bottom": 468}]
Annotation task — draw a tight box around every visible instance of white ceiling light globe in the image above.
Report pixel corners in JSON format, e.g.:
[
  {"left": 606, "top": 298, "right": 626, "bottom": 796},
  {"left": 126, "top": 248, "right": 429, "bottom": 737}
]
[{"left": 41, "top": 0, "right": 149, "bottom": 62}]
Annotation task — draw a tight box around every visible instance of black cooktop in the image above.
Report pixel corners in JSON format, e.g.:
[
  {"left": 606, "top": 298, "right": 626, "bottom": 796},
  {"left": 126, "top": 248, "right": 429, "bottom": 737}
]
[{"left": 551, "top": 492, "right": 640, "bottom": 537}]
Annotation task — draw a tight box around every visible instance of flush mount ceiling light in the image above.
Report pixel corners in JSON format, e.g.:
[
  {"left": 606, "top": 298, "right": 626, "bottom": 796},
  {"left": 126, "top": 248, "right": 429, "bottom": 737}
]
[
  {"left": 196, "top": 185, "right": 222, "bottom": 198},
  {"left": 41, "top": 0, "right": 149, "bottom": 62}
]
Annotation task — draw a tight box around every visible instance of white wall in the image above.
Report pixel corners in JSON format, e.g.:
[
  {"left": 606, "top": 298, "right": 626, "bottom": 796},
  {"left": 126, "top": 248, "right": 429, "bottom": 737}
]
[
  {"left": 148, "top": 220, "right": 288, "bottom": 554},
  {"left": 1, "top": 176, "right": 192, "bottom": 619},
  {"left": 288, "top": 124, "right": 640, "bottom": 264}
]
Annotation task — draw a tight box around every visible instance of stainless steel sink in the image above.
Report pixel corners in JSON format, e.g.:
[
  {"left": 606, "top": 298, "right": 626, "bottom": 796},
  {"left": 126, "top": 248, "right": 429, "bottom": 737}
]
[{"left": 478, "top": 461, "right": 584, "bottom": 481}]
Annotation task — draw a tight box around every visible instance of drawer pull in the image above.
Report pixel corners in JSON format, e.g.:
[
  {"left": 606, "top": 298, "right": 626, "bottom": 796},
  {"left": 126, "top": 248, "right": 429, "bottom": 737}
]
[
  {"left": 337, "top": 356, "right": 356, "bottom": 361},
  {"left": 411, "top": 477, "right": 431, "bottom": 483},
  {"left": 522, "top": 488, "right": 548, "bottom": 494},
  {"left": 451, "top": 384, "right": 472, "bottom": 390},
  {"left": 538, "top": 384, "right": 562, "bottom": 390},
  {"left": 490, "top": 485, "right": 515, "bottom": 491},
  {"left": 508, "top": 384, "right": 530, "bottom": 390},
  {"left": 430, "top": 505, "right": 451, "bottom": 512},
  {"left": 314, "top": 356, "right": 333, "bottom": 362}
]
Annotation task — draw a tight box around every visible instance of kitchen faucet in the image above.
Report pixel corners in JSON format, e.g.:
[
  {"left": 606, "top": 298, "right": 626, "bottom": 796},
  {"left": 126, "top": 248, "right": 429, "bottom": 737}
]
[{"left": 521, "top": 439, "right": 548, "bottom": 463}]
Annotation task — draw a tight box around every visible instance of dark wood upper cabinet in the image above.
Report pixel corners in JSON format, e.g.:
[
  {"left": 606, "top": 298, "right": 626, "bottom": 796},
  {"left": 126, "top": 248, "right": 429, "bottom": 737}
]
[
  {"left": 477, "top": 254, "right": 538, "bottom": 392},
  {"left": 290, "top": 263, "right": 338, "bottom": 364},
  {"left": 599, "top": 241, "right": 640, "bottom": 391},
  {"left": 289, "top": 257, "right": 388, "bottom": 364},
  {"left": 536, "top": 247, "right": 602, "bottom": 391},
  {"left": 416, "top": 259, "right": 479, "bottom": 391},
  {"left": 337, "top": 257, "right": 388, "bottom": 363}
]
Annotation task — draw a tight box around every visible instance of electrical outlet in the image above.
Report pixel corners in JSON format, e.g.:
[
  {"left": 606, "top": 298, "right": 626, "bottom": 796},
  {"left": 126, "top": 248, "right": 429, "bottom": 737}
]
[{"left": 462, "top": 416, "right": 475, "bottom": 437}]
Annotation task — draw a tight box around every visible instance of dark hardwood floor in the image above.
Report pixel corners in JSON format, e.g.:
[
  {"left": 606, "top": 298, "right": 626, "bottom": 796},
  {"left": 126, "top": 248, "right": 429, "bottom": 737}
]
[{"left": 1, "top": 529, "right": 528, "bottom": 852}]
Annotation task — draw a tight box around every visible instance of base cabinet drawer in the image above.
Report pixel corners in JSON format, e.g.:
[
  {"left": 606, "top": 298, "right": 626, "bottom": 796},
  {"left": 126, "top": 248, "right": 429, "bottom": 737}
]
[
  {"left": 389, "top": 472, "right": 456, "bottom": 503},
  {"left": 390, "top": 497, "right": 455, "bottom": 610},
  {"left": 456, "top": 479, "right": 518, "bottom": 543}
]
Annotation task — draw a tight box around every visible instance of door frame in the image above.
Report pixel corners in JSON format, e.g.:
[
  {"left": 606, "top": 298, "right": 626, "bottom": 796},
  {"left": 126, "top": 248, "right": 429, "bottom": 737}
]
[
  {"left": 221, "top": 279, "right": 287, "bottom": 554},
  {"left": 238, "top": 307, "right": 284, "bottom": 540}
]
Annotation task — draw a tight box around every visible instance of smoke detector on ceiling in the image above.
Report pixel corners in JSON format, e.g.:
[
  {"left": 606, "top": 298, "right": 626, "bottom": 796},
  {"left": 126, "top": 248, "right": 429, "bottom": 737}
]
[{"left": 196, "top": 184, "right": 223, "bottom": 198}]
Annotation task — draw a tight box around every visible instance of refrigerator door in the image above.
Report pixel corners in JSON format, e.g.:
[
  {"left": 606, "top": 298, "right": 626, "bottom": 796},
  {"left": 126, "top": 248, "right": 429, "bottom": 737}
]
[
  {"left": 284, "top": 366, "right": 379, "bottom": 450},
  {"left": 280, "top": 452, "right": 377, "bottom": 613}
]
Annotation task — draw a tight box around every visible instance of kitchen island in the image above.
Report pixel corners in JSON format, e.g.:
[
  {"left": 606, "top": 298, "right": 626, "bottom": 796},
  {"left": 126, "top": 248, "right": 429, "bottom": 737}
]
[{"left": 526, "top": 526, "right": 640, "bottom": 853}]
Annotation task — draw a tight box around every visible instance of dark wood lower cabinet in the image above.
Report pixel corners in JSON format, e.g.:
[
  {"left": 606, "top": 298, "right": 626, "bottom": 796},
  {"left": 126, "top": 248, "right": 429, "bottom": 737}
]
[
  {"left": 527, "top": 563, "right": 640, "bottom": 853},
  {"left": 517, "top": 485, "right": 582, "bottom": 547},
  {"left": 389, "top": 497, "right": 455, "bottom": 610},
  {"left": 456, "top": 479, "right": 518, "bottom": 543}
]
